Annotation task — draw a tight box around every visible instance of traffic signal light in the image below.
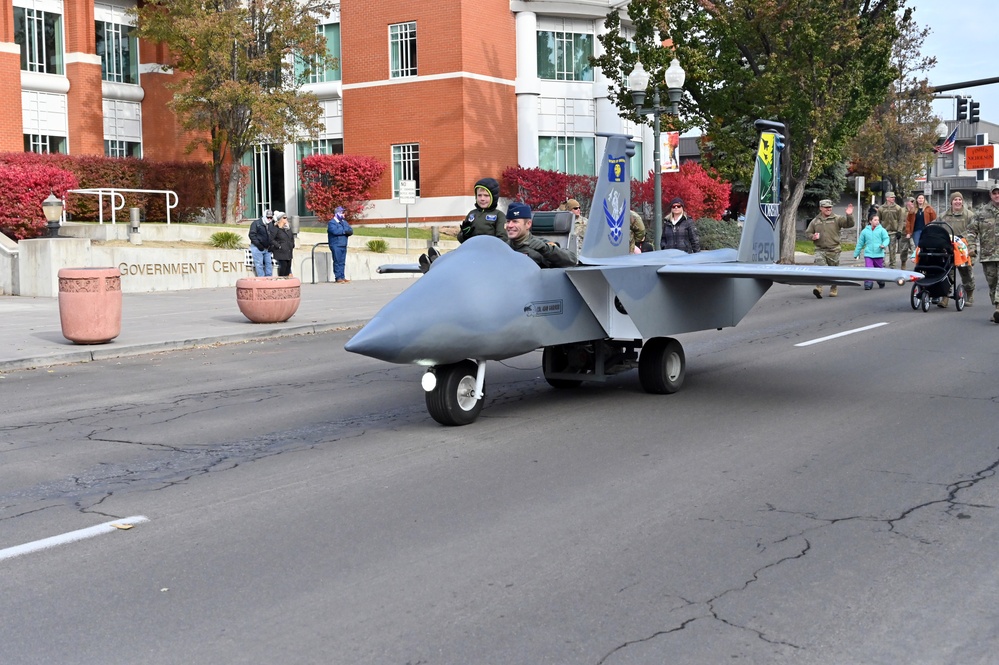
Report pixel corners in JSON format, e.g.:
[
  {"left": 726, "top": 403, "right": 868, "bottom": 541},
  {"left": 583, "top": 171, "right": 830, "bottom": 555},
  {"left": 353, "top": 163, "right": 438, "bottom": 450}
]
[
  {"left": 970, "top": 100, "right": 981, "bottom": 123},
  {"left": 957, "top": 97, "right": 968, "bottom": 121}
]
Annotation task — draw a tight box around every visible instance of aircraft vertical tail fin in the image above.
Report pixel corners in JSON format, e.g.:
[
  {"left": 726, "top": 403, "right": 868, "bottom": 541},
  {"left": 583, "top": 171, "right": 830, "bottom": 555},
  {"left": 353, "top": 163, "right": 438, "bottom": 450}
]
[
  {"left": 737, "top": 120, "right": 786, "bottom": 264},
  {"left": 579, "top": 134, "right": 636, "bottom": 261}
]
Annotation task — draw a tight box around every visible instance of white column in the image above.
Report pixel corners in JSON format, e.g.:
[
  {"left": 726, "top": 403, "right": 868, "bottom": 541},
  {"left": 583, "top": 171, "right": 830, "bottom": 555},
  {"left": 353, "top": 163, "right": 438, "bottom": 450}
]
[
  {"left": 515, "top": 11, "right": 540, "bottom": 168},
  {"left": 593, "top": 18, "right": 618, "bottom": 162}
]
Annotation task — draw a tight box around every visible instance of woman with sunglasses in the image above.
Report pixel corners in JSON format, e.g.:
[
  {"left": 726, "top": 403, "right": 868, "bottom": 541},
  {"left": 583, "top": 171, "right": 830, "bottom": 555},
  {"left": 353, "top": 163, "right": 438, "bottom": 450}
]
[{"left": 660, "top": 197, "right": 701, "bottom": 253}]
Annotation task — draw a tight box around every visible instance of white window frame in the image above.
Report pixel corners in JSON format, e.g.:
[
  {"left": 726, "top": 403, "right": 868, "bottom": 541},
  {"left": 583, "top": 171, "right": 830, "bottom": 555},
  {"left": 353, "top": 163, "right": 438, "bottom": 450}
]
[
  {"left": 391, "top": 143, "right": 420, "bottom": 197},
  {"left": 389, "top": 22, "right": 417, "bottom": 78}
]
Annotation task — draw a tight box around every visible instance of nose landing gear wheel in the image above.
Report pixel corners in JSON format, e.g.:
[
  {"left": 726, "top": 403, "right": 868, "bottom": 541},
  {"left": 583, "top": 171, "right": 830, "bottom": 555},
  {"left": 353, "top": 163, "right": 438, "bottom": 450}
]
[
  {"left": 426, "top": 360, "right": 483, "bottom": 426},
  {"left": 639, "top": 337, "right": 685, "bottom": 394}
]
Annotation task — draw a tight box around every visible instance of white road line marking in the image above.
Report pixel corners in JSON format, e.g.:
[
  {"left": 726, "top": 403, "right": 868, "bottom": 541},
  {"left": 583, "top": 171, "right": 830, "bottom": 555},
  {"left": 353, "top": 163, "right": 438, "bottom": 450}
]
[
  {"left": 0, "top": 516, "right": 149, "bottom": 562},
  {"left": 795, "top": 322, "right": 889, "bottom": 347}
]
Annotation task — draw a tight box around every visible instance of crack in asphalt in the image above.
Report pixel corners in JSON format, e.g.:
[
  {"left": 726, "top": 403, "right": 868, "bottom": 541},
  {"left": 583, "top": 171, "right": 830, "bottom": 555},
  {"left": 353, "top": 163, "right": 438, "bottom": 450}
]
[{"left": 596, "top": 453, "right": 999, "bottom": 663}]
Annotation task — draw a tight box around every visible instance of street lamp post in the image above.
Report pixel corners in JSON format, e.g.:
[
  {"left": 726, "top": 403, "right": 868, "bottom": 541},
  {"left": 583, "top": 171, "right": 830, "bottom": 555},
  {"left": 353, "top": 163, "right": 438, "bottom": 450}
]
[
  {"left": 42, "top": 191, "right": 64, "bottom": 238},
  {"left": 629, "top": 58, "right": 685, "bottom": 247}
]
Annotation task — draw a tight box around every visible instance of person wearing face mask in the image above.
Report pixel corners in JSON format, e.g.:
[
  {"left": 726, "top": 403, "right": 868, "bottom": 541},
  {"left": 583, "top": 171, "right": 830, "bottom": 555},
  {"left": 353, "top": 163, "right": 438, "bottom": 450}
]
[{"left": 269, "top": 211, "right": 294, "bottom": 277}]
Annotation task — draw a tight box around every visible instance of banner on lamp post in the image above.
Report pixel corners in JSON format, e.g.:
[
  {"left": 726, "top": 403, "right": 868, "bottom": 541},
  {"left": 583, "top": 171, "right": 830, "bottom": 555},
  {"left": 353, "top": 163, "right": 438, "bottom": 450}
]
[{"left": 661, "top": 131, "right": 680, "bottom": 173}]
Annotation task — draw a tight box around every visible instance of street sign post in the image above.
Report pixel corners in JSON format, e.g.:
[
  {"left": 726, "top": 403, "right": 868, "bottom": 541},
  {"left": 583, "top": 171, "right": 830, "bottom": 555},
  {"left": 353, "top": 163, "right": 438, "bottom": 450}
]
[{"left": 399, "top": 180, "right": 416, "bottom": 252}]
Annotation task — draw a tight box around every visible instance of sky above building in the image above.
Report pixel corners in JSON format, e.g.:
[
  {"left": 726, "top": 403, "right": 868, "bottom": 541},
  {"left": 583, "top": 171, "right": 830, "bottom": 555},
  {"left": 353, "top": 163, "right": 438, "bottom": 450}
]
[{"left": 916, "top": 1, "right": 997, "bottom": 124}]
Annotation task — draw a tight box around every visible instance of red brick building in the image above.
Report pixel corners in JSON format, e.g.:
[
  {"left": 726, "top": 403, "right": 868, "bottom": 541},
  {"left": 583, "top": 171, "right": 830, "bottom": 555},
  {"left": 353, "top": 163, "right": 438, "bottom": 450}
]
[{"left": 4, "top": 1, "right": 649, "bottom": 222}]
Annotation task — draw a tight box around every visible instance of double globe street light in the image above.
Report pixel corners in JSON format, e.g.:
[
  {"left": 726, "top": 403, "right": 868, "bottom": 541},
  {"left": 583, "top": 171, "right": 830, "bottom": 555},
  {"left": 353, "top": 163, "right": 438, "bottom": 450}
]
[{"left": 629, "top": 58, "right": 685, "bottom": 247}]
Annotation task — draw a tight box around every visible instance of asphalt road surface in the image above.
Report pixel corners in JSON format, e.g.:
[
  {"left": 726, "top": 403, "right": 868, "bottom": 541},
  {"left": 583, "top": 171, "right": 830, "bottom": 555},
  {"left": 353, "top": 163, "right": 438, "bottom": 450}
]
[{"left": 2, "top": 280, "right": 997, "bottom": 665}]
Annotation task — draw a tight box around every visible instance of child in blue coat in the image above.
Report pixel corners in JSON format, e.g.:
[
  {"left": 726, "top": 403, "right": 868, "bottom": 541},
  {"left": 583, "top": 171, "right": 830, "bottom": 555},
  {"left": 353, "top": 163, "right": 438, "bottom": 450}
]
[{"left": 854, "top": 214, "right": 890, "bottom": 289}]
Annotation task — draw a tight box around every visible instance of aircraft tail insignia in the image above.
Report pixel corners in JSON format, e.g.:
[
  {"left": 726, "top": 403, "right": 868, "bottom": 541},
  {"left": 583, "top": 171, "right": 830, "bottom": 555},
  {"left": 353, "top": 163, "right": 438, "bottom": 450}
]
[
  {"left": 737, "top": 120, "right": 786, "bottom": 264},
  {"left": 580, "top": 135, "right": 636, "bottom": 261}
]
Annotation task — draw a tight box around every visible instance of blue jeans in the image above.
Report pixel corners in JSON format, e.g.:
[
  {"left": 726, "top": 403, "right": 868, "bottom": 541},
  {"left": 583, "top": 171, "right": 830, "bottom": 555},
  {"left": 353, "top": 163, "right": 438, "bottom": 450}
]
[
  {"left": 329, "top": 237, "right": 347, "bottom": 281},
  {"left": 251, "top": 245, "right": 273, "bottom": 276}
]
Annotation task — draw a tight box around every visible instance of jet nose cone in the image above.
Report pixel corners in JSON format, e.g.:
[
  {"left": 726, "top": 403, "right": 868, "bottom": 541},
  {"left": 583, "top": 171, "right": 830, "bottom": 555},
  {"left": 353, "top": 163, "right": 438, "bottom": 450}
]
[{"left": 344, "top": 318, "right": 400, "bottom": 362}]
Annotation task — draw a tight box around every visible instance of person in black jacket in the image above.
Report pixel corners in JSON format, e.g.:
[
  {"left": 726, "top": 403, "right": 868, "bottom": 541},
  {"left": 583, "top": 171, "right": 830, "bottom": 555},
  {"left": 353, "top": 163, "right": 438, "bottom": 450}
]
[
  {"left": 249, "top": 209, "right": 274, "bottom": 276},
  {"left": 269, "top": 211, "right": 294, "bottom": 276},
  {"left": 459, "top": 177, "right": 508, "bottom": 244},
  {"left": 660, "top": 197, "right": 700, "bottom": 253}
]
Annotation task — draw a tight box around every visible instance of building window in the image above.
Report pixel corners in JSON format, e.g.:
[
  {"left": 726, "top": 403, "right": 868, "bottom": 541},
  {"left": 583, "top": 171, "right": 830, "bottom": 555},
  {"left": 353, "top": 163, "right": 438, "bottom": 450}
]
[
  {"left": 389, "top": 22, "right": 417, "bottom": 78},
  {"left": 392, "top": 144, "right": 420, "bottom": 197},
  {"left": 96, "top": 20, "right": 138, "bottom": 84},
  {"left": 14, "top": 6, "right": 64, "bottom": 75},
  {"left": 631, "top": 142, "right": 645, "bottom": 181},
  {"left": 539, "top": 136, "right": 594, "bottom": 176},
  {"left": 24, "top": 134, "right": 67, "bottom": 154},
  {"left": 104, "top": 140, "right": 141, "bottom": 158},
  {"left": 537, "top": 30, "right": 592, "bottom": 81}
]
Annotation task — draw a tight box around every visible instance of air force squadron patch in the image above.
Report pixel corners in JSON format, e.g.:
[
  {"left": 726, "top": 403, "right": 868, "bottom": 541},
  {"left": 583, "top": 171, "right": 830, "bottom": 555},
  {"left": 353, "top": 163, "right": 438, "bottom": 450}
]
[
  {"left": 485, "top": 214, "right": 497, "bottom": 221},
  {"left": 607, "top": 155, "right": 627, "bottom": 183},
  {"left": 603, "top": 190, "right": 625, "bottom": 247}
]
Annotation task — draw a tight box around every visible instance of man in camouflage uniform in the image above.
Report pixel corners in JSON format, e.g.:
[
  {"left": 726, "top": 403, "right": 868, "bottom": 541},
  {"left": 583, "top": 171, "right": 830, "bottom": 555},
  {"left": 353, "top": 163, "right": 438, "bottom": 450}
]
[
  {"left": 506, "top": 202, "right": 577, "bottom": 268},
  {"left": 967, "top": 184, "right": 999, "bottom": 323},
  {"left": 936, "top": 191, "right": 975, "bottom": 307},
  {"left": 878, "top": 191, "right": 905, "bottom": 269},
  {"left": 805, "top": 199, "right": 855, "bottom": 298}
]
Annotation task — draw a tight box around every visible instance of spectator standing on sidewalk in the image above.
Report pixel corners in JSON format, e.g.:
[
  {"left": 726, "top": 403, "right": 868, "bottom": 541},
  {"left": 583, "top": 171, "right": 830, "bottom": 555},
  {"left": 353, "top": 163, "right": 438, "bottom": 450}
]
[
  {"left": 660, "top": 197, "right": 701, "bottom": 253},
  {"left": 878, "top": 192, "right": 905, "bottom": 268},
  {"left": 936, "top": 191, "right": 976, "bottom": 306},
  {"left": 853, "top": 213, "right": 889, "bottom": 290},
  {"left": 269, "top": 212, "right": 294, "bottom": 277},
  {"left": 249, "top": 209, "right": 274, "bottom": 277},
  {"left": 327, "top": 206, "right": 353, "bottom": 284},
  {"left": 805, "top": 199, "right": 855, "bottom": 298},
  {"left": 967, "top": 184, "right": 999, "bottom": 323}
]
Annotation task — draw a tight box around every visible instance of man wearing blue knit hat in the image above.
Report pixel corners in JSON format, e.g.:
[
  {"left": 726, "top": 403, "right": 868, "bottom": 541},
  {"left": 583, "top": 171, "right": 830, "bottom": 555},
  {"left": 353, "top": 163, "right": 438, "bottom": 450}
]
[{"left": 505, "top": 202, "right": 577, "bottom": 268}]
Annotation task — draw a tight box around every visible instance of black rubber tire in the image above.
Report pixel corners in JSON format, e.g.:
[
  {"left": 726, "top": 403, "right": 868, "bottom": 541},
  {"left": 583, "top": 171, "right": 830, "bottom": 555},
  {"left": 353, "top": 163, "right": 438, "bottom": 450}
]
[
  {"left": 542, "top": 346, "right": 584, "bottom": 389},
  {"left": 920, "top": 291, "right": 931, "bottom": 312},
  {"left": 425, "top": 360, "right": 483, "bottom": 426},
  {"left": 955, "top": 285, "right": 966, "bottom": 311},
  {"left": 910, "top": 283, "right": 921, "bottom": 310},
  {"left": 638, "top": 337, "right": 685, "bottom": 394}
]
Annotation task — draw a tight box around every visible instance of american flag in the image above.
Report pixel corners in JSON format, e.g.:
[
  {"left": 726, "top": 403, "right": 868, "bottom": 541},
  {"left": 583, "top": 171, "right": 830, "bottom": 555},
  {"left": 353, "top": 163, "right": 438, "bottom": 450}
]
[{"left": 935, "top": 127, "right": 958, "bottom": 155}]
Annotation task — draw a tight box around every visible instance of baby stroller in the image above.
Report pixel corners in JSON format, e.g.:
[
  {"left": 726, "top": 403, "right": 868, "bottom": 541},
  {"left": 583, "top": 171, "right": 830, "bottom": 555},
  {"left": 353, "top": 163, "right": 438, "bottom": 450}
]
[{"left": 909, "top": 222, "right": 967, "bottom": 312}]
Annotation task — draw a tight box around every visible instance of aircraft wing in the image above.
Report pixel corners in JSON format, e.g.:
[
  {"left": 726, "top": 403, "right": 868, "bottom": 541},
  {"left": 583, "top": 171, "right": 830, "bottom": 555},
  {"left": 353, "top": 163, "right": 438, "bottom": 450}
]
[{"left": 655, "top": 263, "right": 921, "bottom": 286}]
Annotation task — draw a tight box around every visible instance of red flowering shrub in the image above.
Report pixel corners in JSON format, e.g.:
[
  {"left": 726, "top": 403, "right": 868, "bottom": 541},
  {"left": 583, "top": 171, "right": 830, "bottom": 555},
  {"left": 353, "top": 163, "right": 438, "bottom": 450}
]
[
  {"left": 632, "top": 162, "right": 732, "bottom": 221},
  {"left": 299, "top": 154, "right": 386, "bottom": 221},
  {"left": 500, "top": 167, "right": 597, "bottom": 213},
  {"left": 0, "top": 153, "right": 215, "bottom": 223},
  {"left": 0, "top": 164, "right": 78, "bottom": 239}
]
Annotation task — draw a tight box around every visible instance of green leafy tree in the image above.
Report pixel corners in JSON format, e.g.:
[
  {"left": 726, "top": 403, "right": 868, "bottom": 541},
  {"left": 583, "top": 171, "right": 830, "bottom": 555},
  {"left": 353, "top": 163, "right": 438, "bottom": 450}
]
[
  {"left": 594, "top": 0, "right": 904, "bottom": 262},
  {"left": 848, "top": 13, "right": 937, "bottom": 201},
  {"left": 134, "top": 0, "right": 336, "bottom": 224}
]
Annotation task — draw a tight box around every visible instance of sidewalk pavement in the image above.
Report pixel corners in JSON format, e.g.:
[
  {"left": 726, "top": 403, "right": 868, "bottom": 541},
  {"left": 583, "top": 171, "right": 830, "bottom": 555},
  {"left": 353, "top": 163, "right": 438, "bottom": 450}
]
[
  {"left": 0, "top": 278, "right": 417, "bottom": 372},
  {"left": 0, "top": 252, "right": 857, "bottom": 373}
]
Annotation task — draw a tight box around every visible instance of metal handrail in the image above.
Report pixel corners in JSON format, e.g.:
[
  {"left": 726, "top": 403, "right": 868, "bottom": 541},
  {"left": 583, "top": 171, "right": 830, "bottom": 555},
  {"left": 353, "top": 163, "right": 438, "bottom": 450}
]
[
  {"left": 65, "top": 188, "right": 180, "bottom": 225},
  {"left": 310, "top": 243, "right": 333, "bottom": 284}
]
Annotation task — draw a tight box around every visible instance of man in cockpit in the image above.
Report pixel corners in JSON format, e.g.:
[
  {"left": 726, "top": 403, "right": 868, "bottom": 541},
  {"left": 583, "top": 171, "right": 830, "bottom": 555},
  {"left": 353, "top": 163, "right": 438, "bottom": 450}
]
[{"left": 505, "top": 202, "right": 577, "bottom": 268}]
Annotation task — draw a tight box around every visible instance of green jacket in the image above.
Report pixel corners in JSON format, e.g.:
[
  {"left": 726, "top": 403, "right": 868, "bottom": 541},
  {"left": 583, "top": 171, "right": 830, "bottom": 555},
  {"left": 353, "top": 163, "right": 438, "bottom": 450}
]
[
  {"left": 878, "top": 202, "right": 904, "bottom": 235},
  {"left": 805, "top": 212, "right": 855, "bottom": 251},
  {"left": 968, "top": 202, "right": 999, "bottom": 262},
  {"left": 938, "top": 207, "right": 974, "bottom": 238},
  {"left": 510, "top": 233, "right": 577, "bottom": 268}
]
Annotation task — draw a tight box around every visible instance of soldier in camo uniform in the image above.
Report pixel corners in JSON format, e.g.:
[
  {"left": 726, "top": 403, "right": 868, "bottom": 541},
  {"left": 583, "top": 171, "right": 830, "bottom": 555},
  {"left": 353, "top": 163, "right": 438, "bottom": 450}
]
[
  {"left": 966, "top": 183, "right": 999, "bottom": 323},
  {"left": 936, "top": 191, "right": 976, "bottom": 307},
  {"left": 877, "top": 192, "right": 905, "bottom": 269},
  {"left": 805, "top": 199, "right": 855, "bottom": 298}
]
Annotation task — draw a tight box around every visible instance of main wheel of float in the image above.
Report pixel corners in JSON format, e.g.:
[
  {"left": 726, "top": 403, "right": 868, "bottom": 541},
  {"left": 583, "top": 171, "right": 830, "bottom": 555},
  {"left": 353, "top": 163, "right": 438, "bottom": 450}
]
[{"left": 638, "top": 337, "right": 686, "bottom": 394}]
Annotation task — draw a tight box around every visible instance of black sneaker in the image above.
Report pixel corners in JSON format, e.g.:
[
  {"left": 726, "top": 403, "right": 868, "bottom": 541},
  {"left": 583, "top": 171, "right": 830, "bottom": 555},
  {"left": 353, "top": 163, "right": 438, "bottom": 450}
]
[
  {"left": 813, "top": 287, "right": 822, "bottom": 299},
  {"left": 992, "top": 310, "right": 999, "bottom": 324},
  {"left": 877, "top": 281, "right": 885, "bottom": 288}
]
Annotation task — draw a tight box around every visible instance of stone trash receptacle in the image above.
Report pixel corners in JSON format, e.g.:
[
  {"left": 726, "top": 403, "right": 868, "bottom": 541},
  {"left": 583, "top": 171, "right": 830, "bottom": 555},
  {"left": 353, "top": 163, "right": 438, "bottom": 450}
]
[
  {"left": 57, "top": 267, "right": 123, "bottom": 344},
  {"left": 236, "top": 276, "right": 302, "bottom": 323}
]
